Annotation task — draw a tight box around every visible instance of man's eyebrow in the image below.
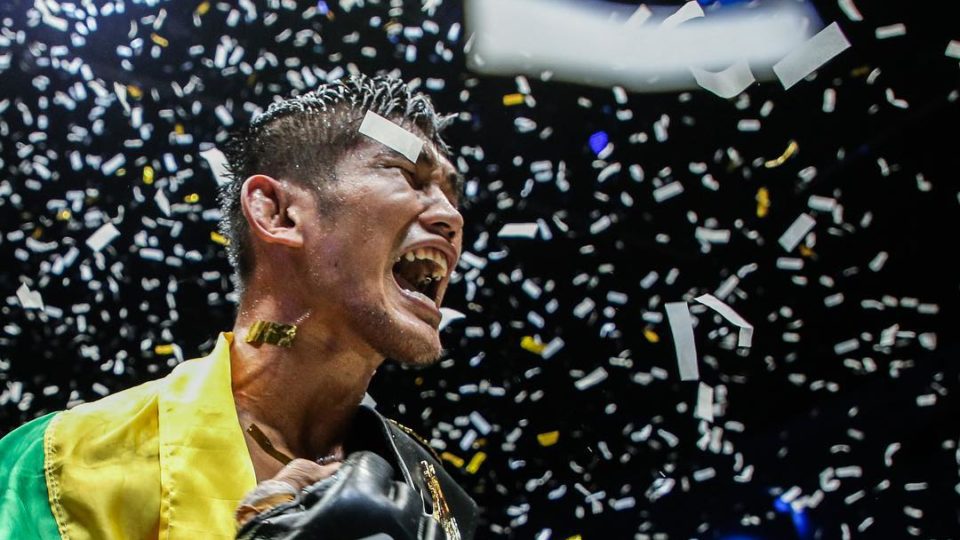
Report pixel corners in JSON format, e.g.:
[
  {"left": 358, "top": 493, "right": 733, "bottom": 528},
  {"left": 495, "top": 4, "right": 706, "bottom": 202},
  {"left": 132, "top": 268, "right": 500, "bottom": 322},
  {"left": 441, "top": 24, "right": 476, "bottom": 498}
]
[{"left": 377, "top": 144, "right": 464, "bottom": 204}]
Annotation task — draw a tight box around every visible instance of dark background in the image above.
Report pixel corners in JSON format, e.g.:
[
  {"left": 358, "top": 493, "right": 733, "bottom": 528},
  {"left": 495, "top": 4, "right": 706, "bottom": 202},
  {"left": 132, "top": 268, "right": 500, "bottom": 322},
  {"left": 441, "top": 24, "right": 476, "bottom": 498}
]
[{"left": 1, "top": 0, "right": 958, "bottom": 538}]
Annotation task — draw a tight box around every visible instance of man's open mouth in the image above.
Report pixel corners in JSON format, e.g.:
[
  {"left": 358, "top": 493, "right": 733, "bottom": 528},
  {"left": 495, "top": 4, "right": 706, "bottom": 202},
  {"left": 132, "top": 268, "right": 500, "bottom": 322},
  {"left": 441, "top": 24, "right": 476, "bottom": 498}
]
[{"left": 391, "top": 247, "right": 449, "bottom": 306}]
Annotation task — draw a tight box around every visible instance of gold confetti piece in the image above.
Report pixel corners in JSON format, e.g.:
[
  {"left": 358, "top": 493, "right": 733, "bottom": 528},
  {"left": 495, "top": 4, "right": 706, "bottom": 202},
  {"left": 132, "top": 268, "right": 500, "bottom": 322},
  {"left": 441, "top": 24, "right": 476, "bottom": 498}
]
[
  {"left": 799, "top": 245, "right": 817, "bottom": 259},
  {"left": 537, "top": 431, "right": 559, "bottom": 446},
  {"left": 756, "top": 187, "right": 771, "bottom": 218},
  {"left": 154, "top": 344, "right": 174, "bottom": 355},
  {"left": 56, "top": 210, "right": 71, "bottom": 221},
  {"left": 643, "top": 328, "right": 660, "bottom": 343},
  {"left": 150, "top": 33, "right": 168, "bottom": 47},
  {"left": 520, "top": 335, "right": 545, "bottom": 354},
  {"left": 465, "top": 451, "right": 487, "bottom": 474},
  {"left": 31, "top": 228, "right": 43, "bottom": 239},
  {"left": 195, "top": 1, "right": 210, "bottom": 15},
  {"left": 210, "top": 231, "right": 230, "bottom": 245},
  {"left": 116, "top": 168, "right": 126, "bottom": 177},
  {"left": 441, "top": 452, "right": 465, "bottom": 468},
  {"left": 566, "top": 536, "right": 583, "bottom": 540},
  {"left": 174, "top": 123, "right": 185, "bottom": 135},
  {"left": 502, "top": 93, "right": 524, "bottom": 106},
  {"left": 764, "top": 140, "right": 799, "bottom": 168},
  {"left": 126, "top": 85, "right": 142, "bottom": 99},
  {"left": 142, "top": 165, "right": 154, "bottom": 185},
  {"left": 183, "top": 193, "right": 200, "bottom": 203},
  {"left": 850, "top": 65, "right": 870, "bottom": 77},
  {"left": 246, "top": 320, "right": 297, "bottom": 347},
  {"left": 414, "top": 376, "right": 424, "bottom": 386}
]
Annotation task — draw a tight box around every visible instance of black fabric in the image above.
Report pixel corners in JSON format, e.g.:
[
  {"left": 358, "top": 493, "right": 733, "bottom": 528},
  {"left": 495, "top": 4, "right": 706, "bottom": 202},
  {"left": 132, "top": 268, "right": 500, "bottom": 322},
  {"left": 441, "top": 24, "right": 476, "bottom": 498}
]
[{"left": 237, "top": 405, "right": 479, "bottom": 540}]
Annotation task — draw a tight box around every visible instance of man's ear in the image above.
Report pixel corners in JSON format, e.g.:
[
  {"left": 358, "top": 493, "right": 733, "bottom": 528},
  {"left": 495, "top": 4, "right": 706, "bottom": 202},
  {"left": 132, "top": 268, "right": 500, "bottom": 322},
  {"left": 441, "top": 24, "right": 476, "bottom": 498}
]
[{"left": 240, "top": 174, "right": 305, "bottom": 249}]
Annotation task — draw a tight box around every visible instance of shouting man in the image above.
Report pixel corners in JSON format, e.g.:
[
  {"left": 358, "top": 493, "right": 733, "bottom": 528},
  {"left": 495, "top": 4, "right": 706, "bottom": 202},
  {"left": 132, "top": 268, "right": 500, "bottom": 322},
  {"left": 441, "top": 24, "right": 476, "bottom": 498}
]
[{"left": 0, "top": 74, "right": 478, "bottom": 539}]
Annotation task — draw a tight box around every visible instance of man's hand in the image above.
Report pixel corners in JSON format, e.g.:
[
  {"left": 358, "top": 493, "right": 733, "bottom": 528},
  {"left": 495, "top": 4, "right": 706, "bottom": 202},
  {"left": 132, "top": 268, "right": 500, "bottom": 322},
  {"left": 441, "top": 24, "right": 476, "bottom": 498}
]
[
  {"left": 236, "top": 451, "right": 445, "bottom": 540},
  {"left": 235, "top": 458, "right": 342, "bottom": 530}
]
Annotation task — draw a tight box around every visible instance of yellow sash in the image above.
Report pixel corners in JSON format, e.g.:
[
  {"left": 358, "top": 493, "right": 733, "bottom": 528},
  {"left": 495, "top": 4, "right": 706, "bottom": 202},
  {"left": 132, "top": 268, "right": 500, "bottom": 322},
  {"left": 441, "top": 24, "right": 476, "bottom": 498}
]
[{"left": 44, "top": 332, "right": 256, "bottom": 539}]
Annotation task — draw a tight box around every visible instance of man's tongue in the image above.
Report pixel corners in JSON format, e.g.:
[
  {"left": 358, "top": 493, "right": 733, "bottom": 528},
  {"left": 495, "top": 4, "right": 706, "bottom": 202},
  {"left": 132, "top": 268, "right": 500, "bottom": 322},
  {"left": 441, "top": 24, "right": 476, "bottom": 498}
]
[{"left": 394, "top": 271, "right": 419, "bottom": 294}]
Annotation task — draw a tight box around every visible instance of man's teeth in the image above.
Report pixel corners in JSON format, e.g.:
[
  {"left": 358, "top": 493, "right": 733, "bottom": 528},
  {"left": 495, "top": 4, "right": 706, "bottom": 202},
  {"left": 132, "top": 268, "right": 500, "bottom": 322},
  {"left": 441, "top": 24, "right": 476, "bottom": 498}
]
[{"left": 397, "top": 247, "right": 448, "bottom": 278}]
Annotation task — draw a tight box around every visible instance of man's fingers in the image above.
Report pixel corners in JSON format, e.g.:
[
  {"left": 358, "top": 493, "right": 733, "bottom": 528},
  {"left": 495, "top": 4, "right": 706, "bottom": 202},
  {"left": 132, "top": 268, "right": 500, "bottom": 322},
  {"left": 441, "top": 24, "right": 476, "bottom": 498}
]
[{"left": 273, "top": 458, "right": 342, "bottom": 491}]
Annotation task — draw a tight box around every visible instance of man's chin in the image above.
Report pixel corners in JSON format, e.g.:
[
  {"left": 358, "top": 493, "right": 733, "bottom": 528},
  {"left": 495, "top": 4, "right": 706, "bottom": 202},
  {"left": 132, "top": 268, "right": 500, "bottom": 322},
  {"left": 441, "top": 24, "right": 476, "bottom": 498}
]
[{"left": 387, "top": 337, "right": 444, "bottom": 367}]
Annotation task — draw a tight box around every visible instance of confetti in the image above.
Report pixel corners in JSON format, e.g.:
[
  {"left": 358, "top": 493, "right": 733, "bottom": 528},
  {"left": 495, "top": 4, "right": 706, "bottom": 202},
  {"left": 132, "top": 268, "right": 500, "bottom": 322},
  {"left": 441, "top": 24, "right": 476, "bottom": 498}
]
[
  {"left": 778, "top": 213, "right": 816, "bottom": 253},
  {"left": 85, "top": 223, "right": 121, "bottom": 252},
  {"left": 875, "top": 24, "right": 906, "bottom": 40},
  {"left": 690, "top": 60, "right": 756, "bottom": 99},
  {"left": 661, "top": 1, "right": 704, "bottom": 30},
  {"left": 358, "top": 110, "right": 424, "bottom": 163},
  {"left": 694, "top": 383, "right": 714, "bottom": 422},
  {"left": 497, "top": 223, "right": 539, "bottom": 239},
  {"left": 665, "top": 302, "right": 699, "bottom": 381},
  {"left": 838, "top": 0, "right": 864, "bottom": 22},
  {"left": 16, "top": 284, "right": 44, "bottom": 310},
  {"left": 773, "top": 22, "right": 852, "bottom": 89},
  {"left": 694, "top": 294, "right": 754, "bottom": 348}
]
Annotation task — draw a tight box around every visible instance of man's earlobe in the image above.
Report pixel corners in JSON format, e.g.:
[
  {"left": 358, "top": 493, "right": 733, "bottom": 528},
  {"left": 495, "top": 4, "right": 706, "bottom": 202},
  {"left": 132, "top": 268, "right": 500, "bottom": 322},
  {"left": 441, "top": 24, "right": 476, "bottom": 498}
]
[{"left": 240, "top": 175, "right": 304, "bottom": 249}]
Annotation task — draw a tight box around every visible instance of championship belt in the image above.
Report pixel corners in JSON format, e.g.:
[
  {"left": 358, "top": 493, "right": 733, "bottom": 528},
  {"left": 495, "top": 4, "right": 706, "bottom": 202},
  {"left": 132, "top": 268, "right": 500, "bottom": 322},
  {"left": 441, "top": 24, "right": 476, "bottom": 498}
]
[{"left": 236, "top": 405, "right": 479, "bottom": 540}]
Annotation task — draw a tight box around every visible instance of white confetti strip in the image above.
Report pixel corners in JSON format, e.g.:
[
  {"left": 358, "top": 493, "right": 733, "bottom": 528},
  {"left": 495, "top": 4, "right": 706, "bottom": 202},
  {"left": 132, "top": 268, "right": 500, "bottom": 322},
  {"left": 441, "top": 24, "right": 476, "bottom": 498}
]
[
  {"left": 575, "top": 367, "right": 608, "bottom": 390},
  {"left": 838, "top": 0, "right": 863, "bottom": 21},
  {"left": 695, "top": 382, "right": 714, "bottom": 422},
  {"left": 690, "top": 60, "right": 756, "bottom": 99},
  {"left": 779, "top": 213, "right": 816, "bottom": 252},
  {"left": 154, "top": 189, "right": 171, "bottom": 217},
  {"left": 774, "top": 22, "right": 852, "bottom": 90},
  {"left": 101, "top": 153, "right": 126, "bottom": 176},
  {"left": 665, "top": 302, "right": 699, "bottom": 381},
  {"left": 946, "top": 40, "right": 960, "bottom": 59},
  {"left": 200, "top": 147, "right": 232, "bottom": 186},
  {"left": 85, "top": 222, "right": 120, "bottom": 252},
  {"left": 497, "top": 223, "right": 539, "bottom": 239},
  {"left": 624, "top": 4, "right": 652, "bottom": 27},
  {"left": 661, "top": 1, "right": 704, "bottom": 30},
  {"left": 438, "top": 307, "right": 466, "bottom": 331},
  {"left": 875, "top": 24, "right": 906, "bottom": 40},
  {"left": 653, "top": 181, "right": 684, "bottom": 202},
  {"left": 16, "top": 283, "right": 44, "bottom": 310},
  {"left": 694, "top": 294, "right": 754, "bottom": 347},
  {"left": 358, "top": 110, "right": 423, "bottom": 163}
]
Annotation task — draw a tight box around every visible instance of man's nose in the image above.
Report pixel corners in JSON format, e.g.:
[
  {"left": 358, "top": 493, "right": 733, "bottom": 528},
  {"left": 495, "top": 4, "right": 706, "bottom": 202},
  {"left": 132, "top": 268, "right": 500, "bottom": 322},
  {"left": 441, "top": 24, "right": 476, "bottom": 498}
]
[{"left": 419, "top": 185, "right": 463, "bottom": 242}]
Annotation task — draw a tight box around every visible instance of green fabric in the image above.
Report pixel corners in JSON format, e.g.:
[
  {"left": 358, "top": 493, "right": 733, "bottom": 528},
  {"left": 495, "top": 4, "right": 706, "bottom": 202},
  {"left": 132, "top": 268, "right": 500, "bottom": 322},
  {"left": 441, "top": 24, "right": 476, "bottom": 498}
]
[{"left": 0, "top": 412, "right": 62, "bottom": 539}]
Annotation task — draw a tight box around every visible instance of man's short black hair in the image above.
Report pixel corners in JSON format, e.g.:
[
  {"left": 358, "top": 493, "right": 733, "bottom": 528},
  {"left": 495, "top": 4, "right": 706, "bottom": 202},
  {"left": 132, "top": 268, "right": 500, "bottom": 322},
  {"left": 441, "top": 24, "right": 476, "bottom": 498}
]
[{"left": 217, "top": 73, "right": 455, "bottom": 294}]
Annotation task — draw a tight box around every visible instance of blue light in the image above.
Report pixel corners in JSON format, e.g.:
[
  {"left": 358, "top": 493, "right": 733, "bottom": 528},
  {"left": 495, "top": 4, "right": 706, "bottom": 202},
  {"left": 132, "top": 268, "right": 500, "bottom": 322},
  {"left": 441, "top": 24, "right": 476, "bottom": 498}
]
[
  {"left": 317, "top": 0, "right": 329, "bottom": 15},
  {"left": 773, "top": 496, "right": 790, "bottom": 513},
  {"left": 791, "top": 510, "right": 811, "bottom": 538},
  {"left": 588, "top": 131, "right": 608, "bottom": 155}
]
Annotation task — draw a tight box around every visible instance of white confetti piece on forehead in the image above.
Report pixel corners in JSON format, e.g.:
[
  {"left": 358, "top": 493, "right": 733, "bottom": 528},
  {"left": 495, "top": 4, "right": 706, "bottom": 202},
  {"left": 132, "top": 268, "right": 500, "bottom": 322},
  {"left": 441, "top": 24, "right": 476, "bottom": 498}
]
[
  {"left": 694, "top": 294, "right": 754, "bottom": 348},
  {"left": 690, "top": 60, "right": 756, "bottom": 99},
  {"left": 665, "top": 302, "right": 699, "bottom": 381},
  {"left": 86, "top": 222, "right": 120, "bottom": 252},
  {"left": 358, "top": 110, "right": 424, "bottom": 163},
  {"left": 773, "top": 22, "right": 851, "bottom": 90}
]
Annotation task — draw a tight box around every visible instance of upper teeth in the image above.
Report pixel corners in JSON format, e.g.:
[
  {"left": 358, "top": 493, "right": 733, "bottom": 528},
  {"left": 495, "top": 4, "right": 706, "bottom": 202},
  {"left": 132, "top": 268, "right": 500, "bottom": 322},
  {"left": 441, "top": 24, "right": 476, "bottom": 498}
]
[{"left": 399, "top": 247, "right": 448, "bottom": 279}]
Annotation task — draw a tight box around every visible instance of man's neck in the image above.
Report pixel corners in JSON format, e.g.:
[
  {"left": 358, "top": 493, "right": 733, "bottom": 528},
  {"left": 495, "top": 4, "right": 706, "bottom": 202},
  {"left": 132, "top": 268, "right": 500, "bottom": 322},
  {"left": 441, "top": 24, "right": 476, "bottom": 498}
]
[{"left": 229, "top": 297, "right": 383, "bottom": 476}]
